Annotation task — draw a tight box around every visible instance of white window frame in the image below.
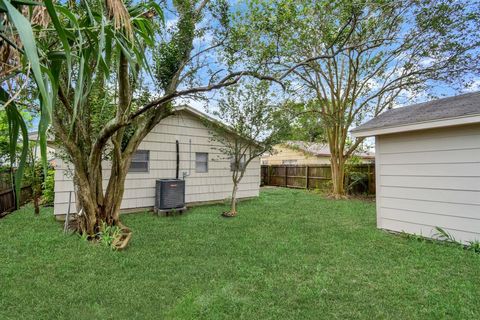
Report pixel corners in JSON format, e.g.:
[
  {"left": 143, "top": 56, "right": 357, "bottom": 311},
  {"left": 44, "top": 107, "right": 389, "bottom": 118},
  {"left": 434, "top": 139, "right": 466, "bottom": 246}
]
[
  {"left": 129, "top": 150, "right": 150, "bottom": 173},
  {"left": 230, "top": 154, "right": 246, "bottom": 172},
  {"left": 195, "top": 152, "right": 208, "bottom": 173}
]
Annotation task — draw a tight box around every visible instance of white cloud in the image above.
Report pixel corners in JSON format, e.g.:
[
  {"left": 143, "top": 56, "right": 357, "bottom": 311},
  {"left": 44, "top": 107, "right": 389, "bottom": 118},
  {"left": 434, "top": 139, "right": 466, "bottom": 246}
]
[
  {"left": 464, "top": 78, "right": 480, "bottom": 92},
  {"left": 419, "top": 57, "right": 436, "bottom": 68},
  {"left": 165, "top": 17, "right": 178, "bottom": 30},
  {"left": 175, "top": 96, "right": 210, "bottom": 113}
]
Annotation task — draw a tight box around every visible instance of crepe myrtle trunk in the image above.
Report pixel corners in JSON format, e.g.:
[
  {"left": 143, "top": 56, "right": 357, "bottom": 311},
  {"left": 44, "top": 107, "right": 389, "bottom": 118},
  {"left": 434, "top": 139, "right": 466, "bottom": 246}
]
[
  {"left": 230, "top": 181, "right": 238, "bottom": 215},
  {"left": 228, "top": 165, "right": 247, "bottom": 216},
  {"left": 330, "top": 154, "right": 346, "bottom": 198}
]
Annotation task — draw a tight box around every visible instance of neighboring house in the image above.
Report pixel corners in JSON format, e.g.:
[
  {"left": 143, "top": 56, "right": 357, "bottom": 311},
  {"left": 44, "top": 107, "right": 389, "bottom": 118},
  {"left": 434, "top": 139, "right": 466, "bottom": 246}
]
[
  {"left": 352, "top": 91, "right": 480, "bottom": 244},
  {"left": 53, "top": 106, "right": 260, "bottom": 216},
  {"left": 261, "top": 140, "right": 374, "bottom": 166},
  {"left": 28, "top": 131, "right": 57, "bottom": 163}
]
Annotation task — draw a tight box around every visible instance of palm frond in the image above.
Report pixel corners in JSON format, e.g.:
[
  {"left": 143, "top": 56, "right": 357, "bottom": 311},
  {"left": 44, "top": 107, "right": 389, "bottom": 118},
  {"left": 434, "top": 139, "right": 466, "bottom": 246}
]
[{"left": 105, "top": 0, "right": 133, "bottom": 40}]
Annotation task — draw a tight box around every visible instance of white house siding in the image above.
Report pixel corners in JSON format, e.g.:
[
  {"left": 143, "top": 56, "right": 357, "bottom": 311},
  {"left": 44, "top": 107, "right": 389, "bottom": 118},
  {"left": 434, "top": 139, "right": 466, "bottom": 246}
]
[
  {"left": 376, "top": 123, "right": 480, "bottom": 243},
  {"left": 54, "top": 110, "right": 260, "bottom": 215}
]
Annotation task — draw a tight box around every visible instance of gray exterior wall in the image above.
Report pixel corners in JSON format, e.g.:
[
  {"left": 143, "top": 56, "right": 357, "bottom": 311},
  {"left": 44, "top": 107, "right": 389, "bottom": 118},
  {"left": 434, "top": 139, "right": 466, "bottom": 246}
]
[
  {"left": 53, "top": 110, "right": 260, "bottom": 215},
  {"left": 376, "top": 123, "right": 480, "bottom": 243}
]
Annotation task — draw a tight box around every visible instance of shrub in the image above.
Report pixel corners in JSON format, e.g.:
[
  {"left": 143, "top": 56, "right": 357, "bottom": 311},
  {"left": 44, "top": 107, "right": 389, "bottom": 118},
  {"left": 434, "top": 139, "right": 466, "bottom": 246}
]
[
  {"left": 344, "top": 156, "right": 369, "bottom": 195},
  {"left": 42, "top": 168, "right": 55, "bottom": 206},
  {"left": 97, "top": 222, "right": 123, "bottom": 250}
]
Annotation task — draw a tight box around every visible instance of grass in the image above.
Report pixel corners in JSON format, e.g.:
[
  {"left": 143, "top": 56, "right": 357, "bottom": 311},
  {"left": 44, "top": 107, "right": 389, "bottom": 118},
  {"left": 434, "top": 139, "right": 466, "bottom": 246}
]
[{"left": 0, "top": 187, "right": 479, "bottom": 319}]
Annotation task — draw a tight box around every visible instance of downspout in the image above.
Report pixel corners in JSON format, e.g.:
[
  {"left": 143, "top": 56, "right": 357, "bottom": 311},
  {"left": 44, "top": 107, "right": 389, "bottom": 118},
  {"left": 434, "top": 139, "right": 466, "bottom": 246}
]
[
  {"left": 182, "top": 139, "right": 192, "bottom": 180},
  {"left": 176, "top": 140, "right": 179, "bottom": 179}
]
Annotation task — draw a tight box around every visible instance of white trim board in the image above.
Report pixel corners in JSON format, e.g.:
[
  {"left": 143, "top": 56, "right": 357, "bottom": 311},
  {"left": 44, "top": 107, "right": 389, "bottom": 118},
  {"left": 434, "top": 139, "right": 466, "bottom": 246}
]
[{"left": 351, "top": 114, "right": 480, "bottom": 138}]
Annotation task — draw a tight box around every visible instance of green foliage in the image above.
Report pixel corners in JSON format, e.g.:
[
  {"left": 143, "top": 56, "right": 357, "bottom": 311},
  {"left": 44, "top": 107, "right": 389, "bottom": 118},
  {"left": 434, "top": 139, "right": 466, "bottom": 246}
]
[
  {"left": 208, "top": 80, "right": 282, "bottom": 214},
  {"left": 344, "top": 156, "right": 368, "bottom": 194},
  {"left": 97, "top": 221, "right": 122, "bottom": 250},
  {"left": 0, "top": 108, "right": 33, "bottom": 165},
  {"left": 272, "top": 100, "right": 326, "bottom": 143},
  {"left": 209, "top": 80, "right": 281, "bottom": 170},
  {"left": 431, "top": 227, "right": 480, "bottom": 253},
  {"left": 24, "top": 159, "right": 42, "bottom": 186},
  {"left": 42, "top": 168, "right": 55, "bottom": 206},
  {"left": 1, "top": 89, "right": 29, "bottom": 207},
  {"left": 1, "top": 0, "right": 163, "bottom": 194},
  {"left": 467, "top": 240, "right": 480, "bottom": 253},
  {"left": 1, "top": 189, "right": 480, "bottom": 318},
  {"left": 1, "top": 0, "right": 53, "bottom": 181},
  {"left": 433, "top": 226, "right": 457, "bottom": 243},
  {"left": 233, "top": 0, "right": 480, "bottom": 196}
]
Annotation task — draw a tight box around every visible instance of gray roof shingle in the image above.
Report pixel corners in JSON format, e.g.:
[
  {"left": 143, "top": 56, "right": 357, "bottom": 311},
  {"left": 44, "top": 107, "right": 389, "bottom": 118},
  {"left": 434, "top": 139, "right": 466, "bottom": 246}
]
[{"left": 351, "top": 91, "right": 480, "bottom": 133}]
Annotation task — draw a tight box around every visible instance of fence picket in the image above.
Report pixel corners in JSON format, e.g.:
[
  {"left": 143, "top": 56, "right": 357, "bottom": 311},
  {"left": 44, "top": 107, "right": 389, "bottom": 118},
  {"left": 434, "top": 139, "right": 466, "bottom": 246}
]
[{"left": 261, "top": 164, "right": 375, "bottom": 195}]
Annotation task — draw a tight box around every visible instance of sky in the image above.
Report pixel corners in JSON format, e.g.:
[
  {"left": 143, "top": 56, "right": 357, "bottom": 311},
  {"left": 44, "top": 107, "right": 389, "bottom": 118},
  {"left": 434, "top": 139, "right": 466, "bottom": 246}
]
[
  {"left": 31, "top": 1, "right": 480, "bottom": 140},
  {"left": 159, "top": 1, "right": 480, "bottom": 116}
]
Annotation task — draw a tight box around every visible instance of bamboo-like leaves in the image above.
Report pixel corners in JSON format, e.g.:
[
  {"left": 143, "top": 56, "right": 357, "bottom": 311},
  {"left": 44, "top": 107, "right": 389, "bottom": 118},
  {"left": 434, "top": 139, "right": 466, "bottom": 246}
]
[
  {"left": 1, "top": 0, "right": 51, "bottom": 201},
  {"left": 0, "top": 0, "right": 162, "bottom": 206},
  {"left": 0, "top": 87, "right": 28, "bottom": 208},
  {"left": 44, "top": 0, "right": 72, "bottom": 88},
  {"left": 3, "top": 0, "right": 52, "bottom": 120}
]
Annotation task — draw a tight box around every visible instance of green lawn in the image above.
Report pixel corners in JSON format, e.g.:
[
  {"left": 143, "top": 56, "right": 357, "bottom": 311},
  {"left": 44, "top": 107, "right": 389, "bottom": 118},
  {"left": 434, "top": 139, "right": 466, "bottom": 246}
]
[{"left": 0, "top": 188, "right": 479, "bottom": 319}]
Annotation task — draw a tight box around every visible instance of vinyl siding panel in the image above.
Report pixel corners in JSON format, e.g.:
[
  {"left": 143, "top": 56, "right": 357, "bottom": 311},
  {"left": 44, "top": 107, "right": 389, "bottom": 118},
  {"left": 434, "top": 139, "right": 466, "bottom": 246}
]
[
  {"left": 376, "top": 124, "right": 480, "bottom": 243},
  {"left": 261, "top": 146, "right": 331, "bottom": 165},
  {"left": 261, "top": 144, "right": 373, "bottom": 165},
  {"left": 53, "top": 110, "right": 260, "bottom": 215}
]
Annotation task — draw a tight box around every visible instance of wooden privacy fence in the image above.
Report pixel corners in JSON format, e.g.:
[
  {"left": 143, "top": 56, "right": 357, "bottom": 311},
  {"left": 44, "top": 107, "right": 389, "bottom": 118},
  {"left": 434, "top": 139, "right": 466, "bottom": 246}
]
[
  {"left": 261, "top": 164, "right": 375, "bottom": 194},
  {"left": 0, "top": 169, "right": 36, "bottom": 217},
  {"left": 0, "top": 186, "right": 33, "bottom": 218},
  {"left": 0, "top": 172, "right": 11, "bottom": 191},
  {"left": 0, "top": 185, "right": 33, "bottom": 217}
]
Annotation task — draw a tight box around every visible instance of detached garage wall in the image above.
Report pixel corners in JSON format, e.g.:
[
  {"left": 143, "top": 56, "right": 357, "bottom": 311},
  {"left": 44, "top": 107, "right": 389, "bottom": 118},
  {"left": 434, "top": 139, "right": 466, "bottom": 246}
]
[
  {"left": 54, "top": 110, "right": 260, "bottom": 215},
  {"left": 376, "top": 123, "right": 480, "bottom": 243}
]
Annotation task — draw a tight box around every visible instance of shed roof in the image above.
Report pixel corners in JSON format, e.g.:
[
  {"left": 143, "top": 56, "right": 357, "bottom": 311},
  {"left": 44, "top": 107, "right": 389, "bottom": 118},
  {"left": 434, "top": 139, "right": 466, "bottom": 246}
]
[{"left": 351, "top": 92, "right": 480, "bottom": 137}]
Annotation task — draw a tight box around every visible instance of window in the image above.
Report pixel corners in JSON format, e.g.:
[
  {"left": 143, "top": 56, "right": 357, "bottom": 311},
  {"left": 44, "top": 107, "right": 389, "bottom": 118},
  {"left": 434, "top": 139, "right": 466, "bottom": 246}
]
[
  {"left": 195, "top": 152, "right": 208, "bottom": 173},
  {"left": 230, "top": 155, "right": 246, "bottom": 171},
  {"left": 282, "top": 159, "right": 297, "bottom": 165},
  {"left": 129, "top": 150, "right": 149, "bottom": 172}
]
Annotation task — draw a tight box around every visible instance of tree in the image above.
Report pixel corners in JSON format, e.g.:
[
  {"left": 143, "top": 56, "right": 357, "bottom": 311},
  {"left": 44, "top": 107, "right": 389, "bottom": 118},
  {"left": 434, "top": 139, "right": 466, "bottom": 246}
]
[
  {"left": 0, "top": 108, "right": 33, "bottom": 165},
  {"left": 45, "top": 0, "right": 351, "bottom": 237},
  {"left": 234, "top": 0, "right": 480, "bottom": 197},
  {"left": 1, "top": 0, "right": 51, "bottom": 199},
  {"left": 271, "top": 100, "right": 325, "bottom": 143},
  {"left": 25, "top": 150, "right": 42, "bottom": 215},
  {"left": 0, "top": 106, "right": 34, "bottom": 210},
  {"left": 1, "top": 0, "right": 165, "bottom": 234},
  {"left": 209, "top": 81, "right": 280, "bottom": 216},
  {"left": 2, "top": 0, "right": 356, "bottom": 243},
  {"left": 0, "top": 0, "right": 348, "bottom": 242}
]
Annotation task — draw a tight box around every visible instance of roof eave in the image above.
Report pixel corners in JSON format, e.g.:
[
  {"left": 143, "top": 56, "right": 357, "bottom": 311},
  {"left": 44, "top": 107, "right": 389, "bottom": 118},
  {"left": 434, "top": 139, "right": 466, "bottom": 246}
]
[
  {"left": 174, "top": 105, "right": 264, "bottom": 148},
  {"left": 351, "top": 114, "right": 480, "bottom": 138}
]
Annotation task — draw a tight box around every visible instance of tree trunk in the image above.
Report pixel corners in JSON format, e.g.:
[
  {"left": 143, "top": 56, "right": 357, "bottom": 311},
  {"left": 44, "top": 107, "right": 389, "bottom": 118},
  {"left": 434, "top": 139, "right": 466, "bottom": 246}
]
[
  {"left": 33, "top": 194, "right": 40, "bottom": 215},
  {"left": 72, "top": 157, "right": 131, "bottom": 236},
  {"left": 230, "top": 182, "right": 238, "bottom": 216},
  {"left": 330, "top": 155, "right": 346, "bottom": 198}
]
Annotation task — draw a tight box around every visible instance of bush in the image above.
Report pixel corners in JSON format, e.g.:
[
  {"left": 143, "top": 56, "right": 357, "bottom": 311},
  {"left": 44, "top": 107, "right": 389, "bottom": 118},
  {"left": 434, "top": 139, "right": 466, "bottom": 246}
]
[
  {"left": 97, "top": 222, "right": 123, "bottom": 250},
  {"left": 344, "top": 156, "right": 369, "bottom": 195},
  {"left": 42, "top": 168, "right": 55, "bottom": 206}
]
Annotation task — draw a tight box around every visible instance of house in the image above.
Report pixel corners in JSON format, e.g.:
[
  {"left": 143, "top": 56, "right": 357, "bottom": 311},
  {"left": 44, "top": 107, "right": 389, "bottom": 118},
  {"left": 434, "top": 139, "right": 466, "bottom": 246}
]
[
  {"left": 53, "top": 106, "right": 261, "bottom": 217},
  {"left": 27, "top": 131, "right": 57, "bottom": 163},
  {"left": 260, "top": 140, "right": 374, "bottom": 166},
  {"left": 351, "top": 92, "right": 480, "bottom": 244}
]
